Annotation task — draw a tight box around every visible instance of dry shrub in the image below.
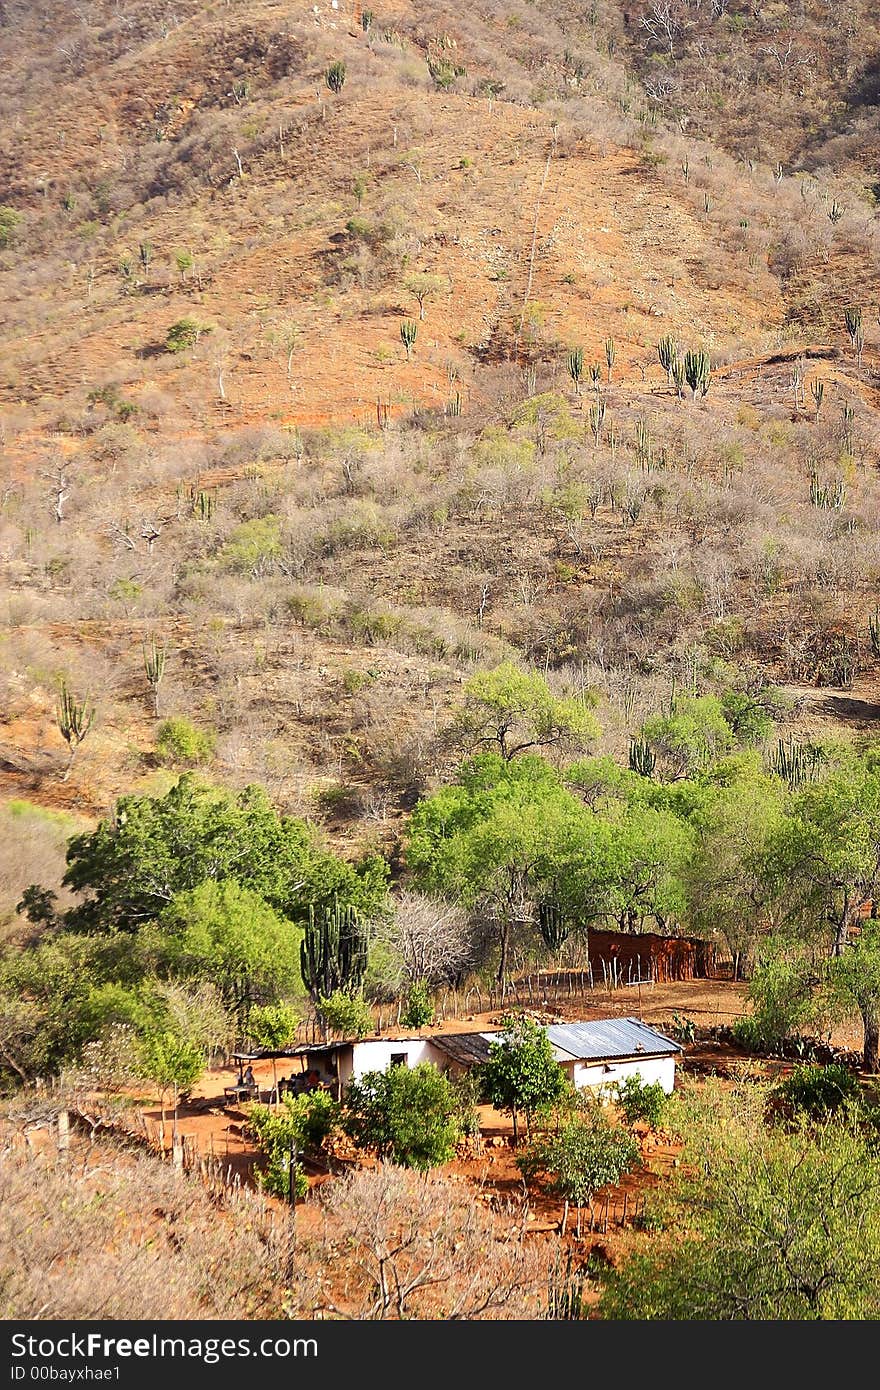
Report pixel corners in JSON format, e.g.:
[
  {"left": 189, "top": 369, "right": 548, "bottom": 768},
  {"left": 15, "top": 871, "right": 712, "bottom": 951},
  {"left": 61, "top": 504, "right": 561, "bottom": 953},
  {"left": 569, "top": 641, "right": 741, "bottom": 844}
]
[
  {"left": 294, "top": 1163, "right": 548, "bottom": 1320},
  {"left": 0, "top": 1121, "right": 296, "bottom": 1319}
]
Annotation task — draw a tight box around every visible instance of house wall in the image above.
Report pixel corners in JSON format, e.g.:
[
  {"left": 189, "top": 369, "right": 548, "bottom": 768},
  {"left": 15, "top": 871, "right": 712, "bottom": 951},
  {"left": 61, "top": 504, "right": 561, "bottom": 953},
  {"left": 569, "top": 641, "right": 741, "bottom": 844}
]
[
  {"left": 566, "top": 1054, "right": 676, "bottom": 1095},
  {"left": 337, "top": 1038, "right": 448, "bottom": 1087}
]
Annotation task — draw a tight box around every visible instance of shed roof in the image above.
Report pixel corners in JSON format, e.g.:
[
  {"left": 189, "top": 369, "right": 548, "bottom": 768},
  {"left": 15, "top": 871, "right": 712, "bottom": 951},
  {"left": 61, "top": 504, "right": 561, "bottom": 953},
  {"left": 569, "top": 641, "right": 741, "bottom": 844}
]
[
  {"left": 430, "top": 1032, "right": 499, "bottom": 1066},
  {"left": 545, "top": 1018, "right": 681, "bottom": 1061}
]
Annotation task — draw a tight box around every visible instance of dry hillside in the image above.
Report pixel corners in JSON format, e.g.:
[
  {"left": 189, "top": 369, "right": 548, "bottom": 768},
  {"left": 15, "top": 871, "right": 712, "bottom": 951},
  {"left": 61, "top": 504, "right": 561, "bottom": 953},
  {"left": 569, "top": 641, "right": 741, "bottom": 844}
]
[{"left": 1, "top": 0, "right": 880, "bottom": 866}]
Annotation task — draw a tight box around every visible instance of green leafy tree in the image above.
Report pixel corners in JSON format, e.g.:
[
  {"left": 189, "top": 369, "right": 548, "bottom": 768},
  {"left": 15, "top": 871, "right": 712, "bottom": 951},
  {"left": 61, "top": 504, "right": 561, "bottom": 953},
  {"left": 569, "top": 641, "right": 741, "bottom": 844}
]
[
  {"left": 518, "top": 1106, "right": 641, "bottom": 1235},
  {"left": 248, "top": 1001, "right": 300, "bottom": 1101},
  {"left": 600, "top": 1084, "right": 880, "bottom": 1319},
  {"left": 146, "top": 880, "right": 303, "bottom": 1021},
  {"left": 165, "top": 318, "right": 209, "bottom": 352},
  {"left": 481, "top": 1013, "right": 569, "bottom": 1144},
  {"left": 457, "top": 662, "right": 600, "bottom": 760},
  {"left": 826, "top": 920, "right": 880, "bottom": 1071},
  {"left": 640, "top": 695, "right": 735, "bottom": 778},
  {"left": 139, "top": 1029, "right": 204, "bottom": 1147},
  {"left": 613, "top": 1075, "right": 668, "bottom": 1128},
  {"left": 317, "top": 989, "right": 374, "bottom": 1039},
  {"left": 156, "top": 717, "right": 215, "bottom": 767},
  {"left": 248, "top": 1091, "right": 338, "bottom": 1199},
  {"left": 343, "top": 1062, "right": 461, "bottom": 1169},
  {"left": 687, "top": 775, "right": 788, "bottom": 978},
  {"left": 403, "top": 271, "right": 448, "bottom": 321},
  {"left": 35, "top": 776, "right": 387, "bottom": 935},
  {"left": 407, "top": 755, "right": 618, "bottom": 984}
]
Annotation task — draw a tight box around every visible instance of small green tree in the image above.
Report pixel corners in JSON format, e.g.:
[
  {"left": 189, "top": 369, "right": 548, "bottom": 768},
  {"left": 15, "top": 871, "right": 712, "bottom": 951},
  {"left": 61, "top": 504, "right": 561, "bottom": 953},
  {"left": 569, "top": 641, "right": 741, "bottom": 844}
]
[
  {"left": 457, "top": 661, "right": 600, "bottom": 761},
  {"left": 481, "top": 1013, "right": 569, "bottom": 1144},
  {"left": 248, "top": 1091, "right": 338, "bottom": 1199},
  {"left": 156, "top": 717, "right": 215, "bottom": 767},
  {"left": 165, "top": 318, "right": 209, "bottom": 353},
  {"left": 403, "top": 272, "right": 448, "bottom": 321},
  {"left": 140, "top": 1029, "right": 204, "bottom": 1148},
  {"left": 826, "top": 921, "right": 880, "bottom": 1072},
  {"left": 613, "top": 1074, "right": 668, "bottom": 1128},
  {"left": 401, "top": 979, "right": 434, "bottom": 1028},
  {"left": 343, "top": 1062, "right": 461, "bottom": 1168},
  {"left": 317, "top": 988, "right": 374, "bottom": 1039},
  {"left": 325, "top": 61, "right": 346, "bottom": 94},
  {"left": 248, "top": 1001, "right": 300, "bottom": 1102},
  {"left": 518, "top": 1106, "right": 641, "bottom": 1236}
]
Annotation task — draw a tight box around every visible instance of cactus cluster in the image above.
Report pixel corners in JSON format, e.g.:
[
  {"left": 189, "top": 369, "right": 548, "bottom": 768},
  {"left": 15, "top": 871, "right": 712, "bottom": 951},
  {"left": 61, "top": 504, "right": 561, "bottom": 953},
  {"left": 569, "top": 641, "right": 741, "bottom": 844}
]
[
  {"left": 568, "top": 346, "right": 584, "bottom": 394},
  {"left": 809, "top": 471, "right": 844, "bottom": 509},
  {"left": 538, "top": 901, "right": 571, "bottom": 951},
  {"left": 683, "top": 348, "right": 711, "bottom": 400},
  {"left": 629, "top": 738, "right": 656, "bottom": 778},
  {"left": 400, "top": 319, "right": 418, "bottom": 359},
  {"left": 142, "top": 637, "right": 167, "bottom": 717},
  {"left": 657, "top": 334, "right": 678, "bottom": 386},
  {"left": 768, "top": 735, "right": 823, "bottom": 790},
  {"left": 589, "top": 396, "right": 606, "bottom": 444},
  {"left": 325, "top": 61, "right": 346, "bottom": 94},
  {"left": 300, "top": 898, "right": 368, "bottom": 1003}
]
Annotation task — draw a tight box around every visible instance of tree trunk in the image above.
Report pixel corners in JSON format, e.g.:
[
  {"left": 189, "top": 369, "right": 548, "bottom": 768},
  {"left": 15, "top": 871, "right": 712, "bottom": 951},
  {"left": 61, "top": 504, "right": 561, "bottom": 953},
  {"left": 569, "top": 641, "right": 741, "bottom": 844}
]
[
  {"left": 497, "top": 918, "right": 510, "bottom": 988},
  {"left": 511, "top": 1107, "right": 519, "bottom": 1147},
  {"left": 862, "top": 1002, "right": 879, "bottom": 1073}
]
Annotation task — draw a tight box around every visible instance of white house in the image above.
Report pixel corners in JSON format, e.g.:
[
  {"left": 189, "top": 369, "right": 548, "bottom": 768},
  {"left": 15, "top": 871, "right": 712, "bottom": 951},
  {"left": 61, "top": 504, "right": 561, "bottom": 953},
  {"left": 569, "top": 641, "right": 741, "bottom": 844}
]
[
  {"left": 544, "top": 1018, "right": 681, "bottom": 1095},
  {"left": 285, "top": 1016, "right": 680, "bottom": 1097}
]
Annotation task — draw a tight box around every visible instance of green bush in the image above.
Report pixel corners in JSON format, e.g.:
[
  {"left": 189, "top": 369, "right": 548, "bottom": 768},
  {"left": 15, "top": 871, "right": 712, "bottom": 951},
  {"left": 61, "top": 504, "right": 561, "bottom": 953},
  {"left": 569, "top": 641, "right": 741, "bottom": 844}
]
[
  {"left": 318, "top": 989, "right": 374, "bottom": 1039},
  {"left": 156, "top": 718, "right": 215, "bottom": 767},
  {"left": 400, "top": 980, "right": 434, "bottom": 1028},
  {"left": 613, "top": 1074, "right": 668, "bottom": 1128},
  {"left": 0, "top": 205, "right": 20, "bottom": 249},
  {"left": 773, "top": 1064, "right": 862, "bottom": 1120},
  {"left": 165, "top": 318, "right": 209, "bottom": 353},
  {"left": 343, "top": 1062, "right": 461, "bottom": 1169}
]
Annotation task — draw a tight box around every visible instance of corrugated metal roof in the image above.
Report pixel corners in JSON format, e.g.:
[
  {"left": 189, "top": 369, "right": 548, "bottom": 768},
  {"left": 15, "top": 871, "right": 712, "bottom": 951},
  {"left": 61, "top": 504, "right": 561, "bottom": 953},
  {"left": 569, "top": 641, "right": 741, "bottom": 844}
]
[
  {"left": 545, "top": 1018, "right": 681, "bottom": 1061},
  {"left": 430, "top": 1032, "right": 499, "bottom": 1066}
]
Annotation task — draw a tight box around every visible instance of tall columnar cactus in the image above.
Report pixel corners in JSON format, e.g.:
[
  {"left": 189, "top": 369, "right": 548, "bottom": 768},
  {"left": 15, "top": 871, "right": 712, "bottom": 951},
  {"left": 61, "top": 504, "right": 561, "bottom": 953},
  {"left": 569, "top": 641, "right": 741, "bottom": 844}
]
[
  {"left": 628, "top": 738, "right": 656, "bottom": 778},
  {"left": 672, "top": 356, "right": 686, "bottom": 399},
  {"left": 538, "top": 901, "right": 571, "bottom": 951},
  {"left": 604, "top": 337, "right": 615, "bottom": 383},
  {"left": 657, "top": 334, "right": 677, "bottom": 386},
  {"left": 568, "top": 346, "right": 584, "bottom": 394},
  {"left": 588, "top": 396, "right": 606, "bottom": 445},
  {"left": 844, "top": 306, "right": 862, "bottom": 348},
  {"left": 142, "top": 637, "right": 168, "bottom": 717},
  {"left": 683, "top": 348, "right": 711, "bottom": 401},
  {"left": 768, "top": 735, "right": 823, "bottom": 791},
  {"left": 300, "top": 899, "right": 368, "bottom": 1004},
  {"left": 400, "top": 319, "right": 418, "bottom": 360},
  {"left": 635, "top": 416, "right": 652, "bottom": 467},
  {"left": 56, "top": 679, "right": 95, "bottom": 781},
  {"left": 869, "top": 606, "right": 880, "bottom": 659},
  {"left": 810, "top": 378, "right": 824, "bottom": 421},
  {"left": 589, "top": 361, "right": 602, "bottom": 391}
]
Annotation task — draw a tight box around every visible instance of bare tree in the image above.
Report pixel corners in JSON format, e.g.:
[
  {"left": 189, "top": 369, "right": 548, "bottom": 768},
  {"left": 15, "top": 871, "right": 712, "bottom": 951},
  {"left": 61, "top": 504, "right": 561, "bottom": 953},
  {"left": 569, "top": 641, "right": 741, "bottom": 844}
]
[
  {"left": 639, "top": 2, "right": 683, "bottom": 58},
  {"left": 376, "top": 891, "right": 474, "bottom": 991},
  {"left": 311, "top": 1166, "right": 547, "bottom": 1320},
  {"left": 41, "top": 461, "right": 72, "bottom": 525}
]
